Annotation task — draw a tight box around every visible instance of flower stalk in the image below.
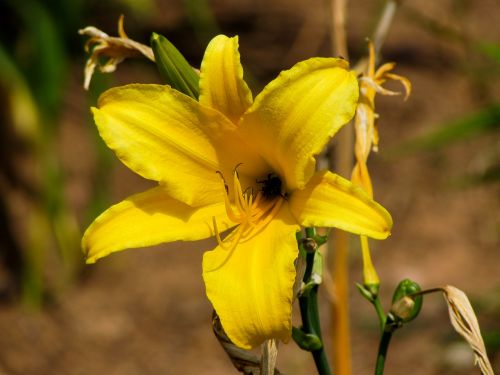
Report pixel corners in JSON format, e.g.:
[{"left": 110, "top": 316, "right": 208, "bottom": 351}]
[
  {"left": 372, "top": 279, "right": 423, "bottom": 375},
  {"left": 374, "top": 316, "right": 396, "bottom": 375},
  {"left": 295, "top": 228, "right": 332, "bottom": 375}
]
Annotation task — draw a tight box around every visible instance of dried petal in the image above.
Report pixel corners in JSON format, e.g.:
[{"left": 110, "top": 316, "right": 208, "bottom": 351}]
[
  {"left": 442, "top": 286, "right": 494, "bottom": 375},
  {"left": 78, "top": 16, "right": 154, "bottom": 90}
]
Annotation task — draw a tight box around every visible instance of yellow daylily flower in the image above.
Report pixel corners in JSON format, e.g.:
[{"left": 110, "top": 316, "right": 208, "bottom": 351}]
[{"left": 82, "top": 35, "right": 393, "bottom": 350}]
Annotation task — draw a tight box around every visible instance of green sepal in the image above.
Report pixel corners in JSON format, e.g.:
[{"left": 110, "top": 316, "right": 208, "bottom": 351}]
[
  {"left": 356, "top": 282, "right": 375, "bottom": 303},
  {"left": 314, "top": 233, "right": 328, "bottom": 246},
  {"left": 150, "top": 32, "right": 199, "bottom": 99},
  {"left": 304, "top": 227, "right": 328, "bottom": 247},
  {"left": 292, "top": 327, "right": 323, "bottom": 351},
  {"left": 365, "top": 283, "right": 380, "bottom": 298},
  {"left": 390, "top": 279, "right": 423, "bottom": 323}
]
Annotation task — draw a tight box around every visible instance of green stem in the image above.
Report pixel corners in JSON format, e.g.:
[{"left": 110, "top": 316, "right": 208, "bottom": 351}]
[
  {"left": 374, "top": 328, "right": 393, "bottom": 375},
  {"left": 312, "top": 341, "right": 332, "bottom": 375},
  {"left": 303, "top": 251, "right": 315, "bottom": 283},
  {"left": 374, "top": 313, "right": 399, "bottom": 375},
  {"left": 308, "top": 285, "right": 322, "bottom": 337},
  {"left": 299, "top": 287, "right": 332, "bottom": 375},
  {"left": 297, "top": 228, "right": 332, "bottom": 375},
  {"left": 309, "top": 287, "right": 331, "bottom": 375},
  {"left": 372, "top": 296, "right": 387, "bottom": 331}
]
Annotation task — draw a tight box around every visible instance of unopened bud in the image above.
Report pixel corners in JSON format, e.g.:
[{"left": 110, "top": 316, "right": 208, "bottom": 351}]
[
  {"left": 390, "top": 279, "right": 423, "bottom": 323},
  {"left": 151, "top": 33, "right": 199, "bottom": 99},
  {"left": 391, "top": 296, "right": 415, "bottom": 321}
]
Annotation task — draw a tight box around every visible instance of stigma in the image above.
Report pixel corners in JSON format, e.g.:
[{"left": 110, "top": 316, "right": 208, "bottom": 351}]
[{"left": 213, "top": 170, "right": 284, "bottom": 253}]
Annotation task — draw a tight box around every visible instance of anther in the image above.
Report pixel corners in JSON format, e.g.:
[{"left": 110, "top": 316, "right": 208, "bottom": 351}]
[
  {"left": 243, "top": 186, "right": 254, "bottom": 196},
  {"left": 233, "top": 163, "right": 244, "bottom": 178},
  {"left": 216, "top": 171, "right": 229, "bottom": 194}
]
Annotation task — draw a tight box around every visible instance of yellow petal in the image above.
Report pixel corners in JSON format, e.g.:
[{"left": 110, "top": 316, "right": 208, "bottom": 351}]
[
  {"left": 83, "top": 186, "right": 234, "bottom": 263},
  {"left": 199, "top": 35, "right": 253, "bottom": 123},
  {"left": 289, "top": 170, "right": 392, "bottom": 239},
  {"left": 240, "top": 58, "right": 359, "bottom": 190},
  {"left": 93, "top": 84, "right": 268, "bottom": 206},
  {"left": 202, "top": 205, "right": 299, "bottom": 349}
]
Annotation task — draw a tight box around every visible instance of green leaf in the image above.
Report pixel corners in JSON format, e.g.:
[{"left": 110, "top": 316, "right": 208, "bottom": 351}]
[
  {"left": 150, "top": 33, "right": 199, "bottom": 99},
  {"left": 391, "top": 104, "right": 500, "bottom": 155},
  {"left": 476, "top": 41, "right": 500, "bottom": 63},
  {"left": 452, "top": 161, "right": 500, "bottom": 188},
  {"left": 182, "top": 0, "right": 219, "bottom": 45},
  {"left": 0, "top": 42, "right": 40, "bottom": 142},
  {"left": 8, "top": 0, "right": 66, "bottom": 125}
]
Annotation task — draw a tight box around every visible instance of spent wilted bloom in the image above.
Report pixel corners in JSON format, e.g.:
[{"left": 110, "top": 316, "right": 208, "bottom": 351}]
[
  {"left": 352, "top": 41, "right": 411, "bottom": 289},
  {"left": 442, "top": 286, "right": 494, "bottom": 375},
  {"left": 79, "top": 15, "right": 154, "bottom": 90},
  {"left": 352, "top": 40, "right": 411, "bottom": 195},
  {"left": 82, "top": 35, "right": 393, "bottom": 349}
]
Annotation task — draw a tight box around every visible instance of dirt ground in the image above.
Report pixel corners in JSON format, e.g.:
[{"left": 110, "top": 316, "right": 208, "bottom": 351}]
[{"left": 0, "top": 0, "right": 499, "bottom": 374}]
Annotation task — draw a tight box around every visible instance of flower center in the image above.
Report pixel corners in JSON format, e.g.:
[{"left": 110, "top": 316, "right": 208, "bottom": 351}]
[
  {"left": 213, "top": 170, "right": 284, "bottom": 253},
  {"left": 257, "top": 173, "right": 284, "bottom": 200}
]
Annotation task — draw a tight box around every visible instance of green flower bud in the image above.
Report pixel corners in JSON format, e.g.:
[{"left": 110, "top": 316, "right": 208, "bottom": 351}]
[
  {"left": 150, "top": 33, "right": 199, "bottom": 99},
  {"left": 390, "top": 279, "right": 423, "bottom": 323}
]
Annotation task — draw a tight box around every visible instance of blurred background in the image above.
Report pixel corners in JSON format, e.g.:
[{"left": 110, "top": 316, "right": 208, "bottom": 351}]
[{"left": 0, "top": 0, "right": 499, "bottom": 374}]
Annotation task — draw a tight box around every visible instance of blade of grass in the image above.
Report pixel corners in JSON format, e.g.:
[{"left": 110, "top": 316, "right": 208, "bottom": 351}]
[{"left": 390, "top": 104, "right": 500, "bottom": 156}]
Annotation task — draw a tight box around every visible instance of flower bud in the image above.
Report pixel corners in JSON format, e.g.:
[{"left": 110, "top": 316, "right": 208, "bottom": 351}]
[
  {"left": 390, "top": 279, "right": 423, "bottom": 323},
  {"left": 150, "top": 33, "right": 199, "bottom": 99}
]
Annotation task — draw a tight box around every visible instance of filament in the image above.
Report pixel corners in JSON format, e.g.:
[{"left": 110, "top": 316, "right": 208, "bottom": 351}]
[{"left": 212, "top": 170, "right": 284, "bottom": 255}]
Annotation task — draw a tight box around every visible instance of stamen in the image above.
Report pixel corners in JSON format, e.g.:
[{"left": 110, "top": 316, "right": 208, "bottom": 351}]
[
  {"left": 216, "top": 171, "right": 229, "bottom": 194},
  {"left": 213, "top": 216, "right": 244, "bottom": 253},
  {"left": 212, "top": 217, "right": 228, "bottom": 249},
  {"left": 245, "top": 194, "right": 253, "bottom": 219},
  {"left": 212, "top": 168, "right": 285, "bottom": 258},
  {"left": 217, "top": 174, "right": 240, "bottom": 222},
  {"left": 252, "top": 198, "right": 284, "bottom": 233},
  {"left": 224, "top": 227, "right": 244, "bottom": 253},
  {"left": 233, "top": 172, "right": 247, "bottom": 214},
  {"left": 252, "top": 192, "right": 263, "bottom": 210},
  {"left": 239, "top": 197, "right": 284, "bottom": 244},
  {"left": 251, "top": 198, "right": 276, "bottom": 220}
]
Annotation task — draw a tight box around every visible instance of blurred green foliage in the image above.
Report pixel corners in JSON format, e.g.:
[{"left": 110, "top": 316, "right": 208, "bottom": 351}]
[
  {"left": 182, "top": 0, "right": 219, "bottom": 45},
  {"left": 0, "top": 0, "right": 213, "bottom": 307},
  {"left": 0, "top": 0, "right": 146, "bottom": 306},
  {"left": 392, "top": 3, "right": 500, "bottom": 187},
  {"left": 0, "top": 0, "right": 85, "bottom": 306},
  {"left": 393, "top": 105, "right": 500, "bottom": 154}
]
